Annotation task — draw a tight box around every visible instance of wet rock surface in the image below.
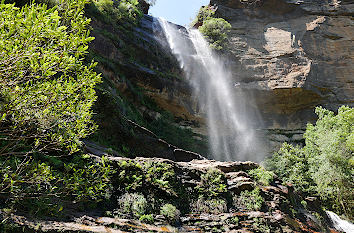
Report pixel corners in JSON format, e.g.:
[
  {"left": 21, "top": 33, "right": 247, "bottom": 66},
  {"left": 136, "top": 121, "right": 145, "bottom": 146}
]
[{"left": 3, "top": 156, "right": 341, "bottom": 233}]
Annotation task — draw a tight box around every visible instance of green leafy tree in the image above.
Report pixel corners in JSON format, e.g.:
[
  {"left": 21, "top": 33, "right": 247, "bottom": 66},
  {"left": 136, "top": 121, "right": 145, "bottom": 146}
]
[
  {"left": 92, "top": 0, "right": 143, "bottom": 26},
  {"left": 0, "top": 0, "right": 101, "bottom": 156},
  {"left": 304, "top": 106, "right": 353, "bottom": 218},
  {"left": 266, "top": 106, "right": 354, "bottom": 219},
  {"left": 197, "top": 5, "right": 215, "bottom": 22},
  {"left": 199, "top": 18, "right": 231, "bottom": 50}
]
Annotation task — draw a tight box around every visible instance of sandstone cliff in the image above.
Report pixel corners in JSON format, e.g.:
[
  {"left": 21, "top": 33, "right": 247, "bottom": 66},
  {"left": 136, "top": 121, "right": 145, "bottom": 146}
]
[
  {"left": 211, "top": 0, "right": 354, "bottom": 147},
  {"left": 88, "top": 0, "right": 353, "bottom": 157}
]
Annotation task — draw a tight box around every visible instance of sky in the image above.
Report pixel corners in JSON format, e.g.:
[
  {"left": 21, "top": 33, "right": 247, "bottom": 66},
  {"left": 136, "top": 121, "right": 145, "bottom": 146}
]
[{"left": 149, "top": 0, "right": 210, "bottom": 27}]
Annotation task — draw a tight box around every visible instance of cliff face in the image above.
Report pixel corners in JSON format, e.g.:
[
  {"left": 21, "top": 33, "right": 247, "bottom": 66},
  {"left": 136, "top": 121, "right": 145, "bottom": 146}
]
[
  {"left": 88, "top": 0, "right": 353, "bottom": 157},
  {"left": 211, "top": 0, "right": 354, "bottom": 146}
]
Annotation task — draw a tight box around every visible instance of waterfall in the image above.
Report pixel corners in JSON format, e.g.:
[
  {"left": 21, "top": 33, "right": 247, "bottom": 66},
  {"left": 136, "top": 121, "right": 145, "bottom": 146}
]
[
  {"left": 326, "top": 211, "right": 354, "bottom": 233},
  {"left": 158, "top": 19, "right": 265, "bottom": 161}
]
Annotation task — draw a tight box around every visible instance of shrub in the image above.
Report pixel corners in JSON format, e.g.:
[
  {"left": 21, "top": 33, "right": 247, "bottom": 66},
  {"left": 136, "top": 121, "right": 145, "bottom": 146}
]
[
  {"left": 265, "top": 143, "right": 314, "bottom": 193},
  {"left": 199, "top": 18, "right": 231, "bottom": 50},
  {"left": 0, "top": 0, "right": 101, "bottom": 156},
  {"left": 0, "top": 155, "right": 113, "bottom": 216},
  {"left": 117, "top": 193, "right": 148, "bottom": 218},
  {"left": 249, "top": 167, "right": 275, "bottom": 186},
  {"left": 236, "top": 187, "right": 264, "bottom": 211},
  {"left": 92, "top": 0, "right": 142, "bottom": 26},
  {"left": 192, "top": 197, "right": 227, "bottom": 214},
  {"left": 139, "top": 214, "right": 154, "bottom": 223},
  {"left": 197, "top": 5, "right": 215, "bottom": 23},
  {"left": 266, "top": 106, "right": 354, "bottom": 219},
  {"left": 144, "top": 161, "right": 176, "bottom": 195},
  {"left": 196, "top": 168, "right": 227, "bottom": 199},
  {"left": 160, "top": 204, "right": 180, "bottom": 223},
  {"left": 253, "top": 217, "right": 271, "bottom": 233}
]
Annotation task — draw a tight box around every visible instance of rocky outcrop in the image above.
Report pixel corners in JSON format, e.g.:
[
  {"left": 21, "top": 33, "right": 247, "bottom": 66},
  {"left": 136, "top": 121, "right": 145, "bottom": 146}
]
[
  {"left": 3, "top": 156, "right": 340, "bottom": 233},
  {"left": 210, "top": 0, "right": 353, "bottom": 147}
]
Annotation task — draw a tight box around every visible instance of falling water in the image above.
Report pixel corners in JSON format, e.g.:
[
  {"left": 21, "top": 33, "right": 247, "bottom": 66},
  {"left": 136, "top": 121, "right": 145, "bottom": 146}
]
[
  {"left": 158, "top": 19, "right": 264, "bottom": 161},
  {"left": 326, "top": 211, "right": 354, "bottom": 233}
]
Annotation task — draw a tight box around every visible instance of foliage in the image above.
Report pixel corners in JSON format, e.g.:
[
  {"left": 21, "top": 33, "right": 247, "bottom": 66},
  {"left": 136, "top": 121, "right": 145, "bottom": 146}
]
[
  {"left": 139, "top": 214, "right": 154, "bottom": 223},
  {"left": 144, "top": 161, "right": 176, "bottom": 196},
  {"left": 0, "top": 0, "right": 110, "bottom": 217},
  {"left": 196, "top": 5, "right": 215, "bottom": 23},
  {"left": 265, "top": 143, "right": 314, "bottom": 193},
  {"left": 304, "top": 106, "right": 353, "bottom": 218},
  {"left": 229, "top": 216, "right": 239, "bottom": 225},
  {"left": 252, "top": 217, "right": 271, "bottom": 233},
  {"left": 196, "top": 168, "right": 227, "bottom": 199},
  {"left": 116, "top": 160, "right": 177, "bottom": 195},
  {"left": 266, "top": 106, "right": 353, "bottom": 219},
  {"left": 89, "top": 0, "right": 143, "bottom": 27},
  {"left": 160, "top": 204, "right": 180, "bottom": 223},
  {"left": 116, "top": 193, "right": 147, "bottom": 218},
  {"left": 0, "top": 0, "right": 101, "bottom": 156},
  {"left": 116, "top": 160, "right": 144, "bottom": 192},
  {"left": 237, "top": 187, "right": 264, "bottom": 211},
  {"left": 199, "top": 17, "right": 231, "bottom": 50},
  {"left": 249, "top": 167, "right": 274, "bottom": 186},
  {"left": 192, "top": 197, "right": 227, "bottom": 214},
  {"left": 0, "top": 155, "right": 113, "bottom": 216}
]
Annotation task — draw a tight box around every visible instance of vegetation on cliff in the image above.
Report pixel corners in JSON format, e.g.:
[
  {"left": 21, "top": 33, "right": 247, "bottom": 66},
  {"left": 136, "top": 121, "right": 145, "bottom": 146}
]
[
  {"left": 266, "top": 106, "right": 354, "bottom": 220},
  {"left": 193, "top": 5, "right": 231, "bottom": 50}
]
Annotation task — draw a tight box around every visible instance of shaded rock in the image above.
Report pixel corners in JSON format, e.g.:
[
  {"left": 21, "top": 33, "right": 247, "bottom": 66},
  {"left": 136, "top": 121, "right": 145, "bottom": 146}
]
[{"left": 173, "top": 149, "right": 205, "bottom": 162}]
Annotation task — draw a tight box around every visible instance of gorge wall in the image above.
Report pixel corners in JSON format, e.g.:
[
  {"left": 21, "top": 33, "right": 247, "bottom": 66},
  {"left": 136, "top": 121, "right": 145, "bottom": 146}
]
[
  {"left": 211, "top": 0, "right": 354, "bottom": 150},
  {"left": 89, "top": 0, "right": 353, "bottom": 159}
]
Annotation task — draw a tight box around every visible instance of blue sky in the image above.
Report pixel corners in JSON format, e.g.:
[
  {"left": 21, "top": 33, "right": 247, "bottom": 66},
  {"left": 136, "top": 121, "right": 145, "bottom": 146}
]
[{"left": 149, "top": 0, "right": 210, "bottom": 27}]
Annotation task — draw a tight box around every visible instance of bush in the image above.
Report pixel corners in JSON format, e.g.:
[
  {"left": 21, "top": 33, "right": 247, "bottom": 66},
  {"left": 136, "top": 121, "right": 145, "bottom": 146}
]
[
  {"left": 196, "top": 168, "right": 227, "bottom": 199},
  {"left": 192, "top": 197, "right": 227, "bottom": 214},
  {"left": 199, "top": 18, "right": 231, "bottom": 50},
  {"left": 197, "top": 5, "right": 215, "bottom": 23},
  {"left": 139, "top": 214, "right": 154, "bottom": 223},
  {"left": 0, "top": 155, "right": 113, "bottom": 216},
  {"left": 236, "top": 187, "right": 264, "bottom": 211},
  {"left": 91, "top": 0, "right": 142, "bottom": 26},
  {"left": 265, "top": 143, "right": 314, "bottom": 193},
  {"left": 249, "top": 167, "right": 275, "bottom": 186},
  {"left": 117, "top": 193, "right": 148, "bottom": 218},
  {"left": 160, "top": 204, "right": 180, "bottom": 223},
  {"left": 0, "top": 0, "right": 101, "bottom": 156},
  {"left": 266, "top": 106, "right": 354, "bottom": 220}
]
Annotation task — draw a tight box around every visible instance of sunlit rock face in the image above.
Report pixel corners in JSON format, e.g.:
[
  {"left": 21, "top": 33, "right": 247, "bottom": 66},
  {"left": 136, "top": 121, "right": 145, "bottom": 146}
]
[
  {"left": 89, "top": 0, "right": 353, "bottom": 158},
  {"left": 210, "top": 0, "right": 354, "bottom": 149}
]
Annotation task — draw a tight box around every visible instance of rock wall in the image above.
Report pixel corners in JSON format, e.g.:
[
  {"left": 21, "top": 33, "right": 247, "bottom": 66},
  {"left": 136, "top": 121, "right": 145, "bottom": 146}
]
[
  {"left": 210, "top": 0, "right": 354, "bottom": 148},
  {"left": 89, "top": 0, "right": 353, "bottom": 158}
]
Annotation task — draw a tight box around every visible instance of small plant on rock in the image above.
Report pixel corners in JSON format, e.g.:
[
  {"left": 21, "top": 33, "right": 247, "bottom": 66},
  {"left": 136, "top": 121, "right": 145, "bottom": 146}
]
[
  {"left": 196, "top": 168, "right": 227, "bottom": 198},
  {"left": 117, "top": 193, "right": 147, "bottom": 218},
  {"left": 236, "top": 187, "right": 264, "bottom": 211},
  {"left": 160, "top": 204, "right": 180, "bottom": 224},
  {"left": 249, "top": 167, "right": 275, "bottom": 186},
  {"left": 139, "top": 214, "right": 154, "bottom": 224},
  {"left": 144, "top": 161, "right": 176, "bottom": 196},
  {"left": 199, "top": 18, "right": 231, "bottom": 50},
  {"left": 193, "top": 198, "right": 227, "bottom": 214}
]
